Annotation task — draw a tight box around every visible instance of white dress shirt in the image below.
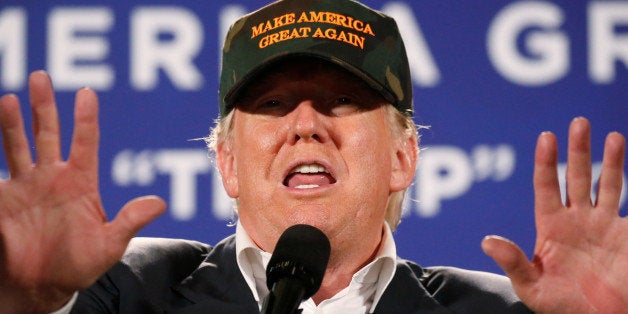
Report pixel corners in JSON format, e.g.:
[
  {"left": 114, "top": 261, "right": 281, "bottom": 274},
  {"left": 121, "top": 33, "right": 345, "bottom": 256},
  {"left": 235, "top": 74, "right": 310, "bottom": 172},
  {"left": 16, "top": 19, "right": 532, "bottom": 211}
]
[{"left": 235, "top": 222, "right": 397, "bottom": 314}]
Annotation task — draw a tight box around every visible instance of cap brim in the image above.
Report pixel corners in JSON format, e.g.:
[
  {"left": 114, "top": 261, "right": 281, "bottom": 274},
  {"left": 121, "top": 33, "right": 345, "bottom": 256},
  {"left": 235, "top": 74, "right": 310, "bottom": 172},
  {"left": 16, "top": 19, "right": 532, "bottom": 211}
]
[{"left": 224, "top": 52, "right": 397, "bottom": 110}]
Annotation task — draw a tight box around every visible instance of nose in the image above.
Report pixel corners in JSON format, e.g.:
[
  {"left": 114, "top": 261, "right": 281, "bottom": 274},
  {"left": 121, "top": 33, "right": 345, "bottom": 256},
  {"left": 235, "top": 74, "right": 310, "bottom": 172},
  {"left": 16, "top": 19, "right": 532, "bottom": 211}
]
[{"left": 288, "top": 101, "right": 329, "bottom": 144}]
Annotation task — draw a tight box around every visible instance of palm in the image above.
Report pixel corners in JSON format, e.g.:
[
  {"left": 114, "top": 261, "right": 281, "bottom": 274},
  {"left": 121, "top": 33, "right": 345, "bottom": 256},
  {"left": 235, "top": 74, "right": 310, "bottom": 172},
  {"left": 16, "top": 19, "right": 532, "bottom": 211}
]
[
  {"left": 0, "top": 72, "right": 165, "bottom": 312},
  {"left": 524, "top": 200, "right": 627, "bottom": 312},
  {"left": 483, "top": 118, "right": 627, "bottom": 313}
]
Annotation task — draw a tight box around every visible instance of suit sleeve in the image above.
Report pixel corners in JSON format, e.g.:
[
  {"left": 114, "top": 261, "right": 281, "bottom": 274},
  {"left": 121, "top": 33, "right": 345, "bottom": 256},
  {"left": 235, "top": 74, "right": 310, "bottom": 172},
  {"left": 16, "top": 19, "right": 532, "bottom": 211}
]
[
  {"left": 70, "top": 237, "right": 212, "bottom": 313},
  {"left": 422, "top": 266, "right": 533, "bottom": 313}
]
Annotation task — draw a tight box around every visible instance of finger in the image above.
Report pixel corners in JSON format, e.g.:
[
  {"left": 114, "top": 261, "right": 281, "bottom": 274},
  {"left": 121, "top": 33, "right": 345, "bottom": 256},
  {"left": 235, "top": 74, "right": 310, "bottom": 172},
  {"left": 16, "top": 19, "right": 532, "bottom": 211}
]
[
  {"left": 481, "top": 235, "right": 538, "bottom": 286},
  {"left": 108, "top": 196, "right": 167, "bottom": 245},
  {"left": 595, "top": 132, "right": 626, "bottom": 212},
  {"left": 0, "top": 94, "right": 33, "bottom": 176},
  {"left": 565, "top": 117, "right": 592, "bottom": 207},
  {"left": 29, "top": 71, "right": 61, "bottom": 165},
  {"left": 68, "top": 88, "right": 99, "bottom": 172},
  {"left": 534, "top": 131, "right": 563, "bottom": 213}
]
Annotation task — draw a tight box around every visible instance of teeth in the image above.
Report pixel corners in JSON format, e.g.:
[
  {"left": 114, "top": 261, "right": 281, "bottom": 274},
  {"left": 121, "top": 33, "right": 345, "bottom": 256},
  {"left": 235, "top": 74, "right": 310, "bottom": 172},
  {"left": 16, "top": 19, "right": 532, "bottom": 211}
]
[
  {"left": 290, "top": 164, "right": 328, "bottom": 174},
  {"left": 296, "top": 184, "right": 319, "bottom": 189}
]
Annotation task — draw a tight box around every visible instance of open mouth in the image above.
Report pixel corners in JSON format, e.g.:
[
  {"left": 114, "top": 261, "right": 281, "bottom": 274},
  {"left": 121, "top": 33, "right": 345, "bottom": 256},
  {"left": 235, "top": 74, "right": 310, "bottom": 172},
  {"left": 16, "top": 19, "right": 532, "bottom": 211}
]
[{"left": 283, "top": 163, "right": 337, "bottom": 189}]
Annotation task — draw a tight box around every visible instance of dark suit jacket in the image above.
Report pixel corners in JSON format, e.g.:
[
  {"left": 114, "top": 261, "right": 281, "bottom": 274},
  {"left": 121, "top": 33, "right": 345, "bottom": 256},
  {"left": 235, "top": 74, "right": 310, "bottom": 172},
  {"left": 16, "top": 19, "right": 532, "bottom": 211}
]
[{"left": 72, "top": 236, "right": 532, "bottom": 313}]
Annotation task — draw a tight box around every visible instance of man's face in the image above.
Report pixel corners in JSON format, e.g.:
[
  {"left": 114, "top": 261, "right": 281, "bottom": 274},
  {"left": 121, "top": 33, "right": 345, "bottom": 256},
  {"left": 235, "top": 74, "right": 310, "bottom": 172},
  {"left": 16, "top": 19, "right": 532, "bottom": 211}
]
[{"left": 217, "top": 59, "right": 415, "bottom": 254}]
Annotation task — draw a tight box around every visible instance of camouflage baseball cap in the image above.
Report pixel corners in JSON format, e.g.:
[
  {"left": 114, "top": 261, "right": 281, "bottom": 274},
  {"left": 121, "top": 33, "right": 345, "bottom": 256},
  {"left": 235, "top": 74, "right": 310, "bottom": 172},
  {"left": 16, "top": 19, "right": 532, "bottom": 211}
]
[{"left": 219, "top": 0, "right": 413, "bottom": 116}]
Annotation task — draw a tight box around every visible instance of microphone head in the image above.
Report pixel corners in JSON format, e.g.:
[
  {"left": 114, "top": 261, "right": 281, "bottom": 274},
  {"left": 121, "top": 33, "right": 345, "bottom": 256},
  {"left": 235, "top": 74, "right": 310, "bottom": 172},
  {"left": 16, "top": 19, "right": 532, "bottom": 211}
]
[{"left": 266, "top": 224, "right": 331, "bottom": 299}]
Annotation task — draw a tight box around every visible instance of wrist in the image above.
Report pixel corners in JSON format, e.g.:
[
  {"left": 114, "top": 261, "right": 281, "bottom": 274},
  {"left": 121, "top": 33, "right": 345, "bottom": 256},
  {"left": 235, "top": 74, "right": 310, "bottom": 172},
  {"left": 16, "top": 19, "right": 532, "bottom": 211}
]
[{"left": 0, "top": 285, "right": 76, "bottom": 314}]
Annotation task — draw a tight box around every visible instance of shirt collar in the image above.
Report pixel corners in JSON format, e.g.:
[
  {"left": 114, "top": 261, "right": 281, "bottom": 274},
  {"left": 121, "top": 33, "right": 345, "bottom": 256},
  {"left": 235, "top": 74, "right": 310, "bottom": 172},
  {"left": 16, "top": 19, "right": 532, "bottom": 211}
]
[
  {"left": 235, "top": 221, "right": 271, "bottom": 303},
  {"left": 362, "top": 222, "right": 397, "bottom": 312},
  {"left": 235, "top": 221, "right": 397, "bottom": 312}
]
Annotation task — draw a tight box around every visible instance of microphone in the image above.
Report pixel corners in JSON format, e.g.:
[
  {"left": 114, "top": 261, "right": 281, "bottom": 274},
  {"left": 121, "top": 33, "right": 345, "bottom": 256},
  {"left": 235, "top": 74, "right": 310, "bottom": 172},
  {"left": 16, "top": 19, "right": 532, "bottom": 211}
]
[{"left": 261, "top": 224, "right": 331, "bottom": 314}]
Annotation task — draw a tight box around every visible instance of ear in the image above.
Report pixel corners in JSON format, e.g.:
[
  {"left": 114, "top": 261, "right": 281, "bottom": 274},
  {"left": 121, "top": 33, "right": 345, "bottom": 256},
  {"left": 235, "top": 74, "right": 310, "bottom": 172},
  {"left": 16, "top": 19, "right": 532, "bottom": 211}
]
[
  {"left": 389, "top": 134, "right": 418, "bottom": 192},
  {"left": 216, "top": 142, "right": 239, "bottom": 198}
]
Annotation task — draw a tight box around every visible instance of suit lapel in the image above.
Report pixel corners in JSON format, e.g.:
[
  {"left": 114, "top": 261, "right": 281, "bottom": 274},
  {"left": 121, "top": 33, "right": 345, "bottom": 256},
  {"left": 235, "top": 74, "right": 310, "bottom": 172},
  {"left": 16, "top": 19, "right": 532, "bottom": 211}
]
[
  {"left": 167, "top": 239, "right": 451, "bottom": 313},
  {"left": 374, "top": 260, "right": 454, "bottom": 314},
  {"left": 168, "top": 236, "right": 259, "bottom": 314}
]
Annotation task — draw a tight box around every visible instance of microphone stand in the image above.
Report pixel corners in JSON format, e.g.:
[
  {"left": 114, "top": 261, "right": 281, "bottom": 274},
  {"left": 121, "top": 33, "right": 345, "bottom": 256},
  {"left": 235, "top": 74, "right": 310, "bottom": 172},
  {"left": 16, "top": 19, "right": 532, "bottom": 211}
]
[{"left": 261, "top": 277, "right": 306, "bottom": 314}]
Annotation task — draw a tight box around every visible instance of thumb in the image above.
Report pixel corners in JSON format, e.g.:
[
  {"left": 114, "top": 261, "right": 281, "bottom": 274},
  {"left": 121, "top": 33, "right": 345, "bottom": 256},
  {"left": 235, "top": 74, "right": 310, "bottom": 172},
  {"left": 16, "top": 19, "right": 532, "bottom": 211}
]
[
  {"left": 108, "top": 195, "right": 167, "bottom": 245},
  {"left": 481, "top": 235, "right": 538, "bottom": 286}
]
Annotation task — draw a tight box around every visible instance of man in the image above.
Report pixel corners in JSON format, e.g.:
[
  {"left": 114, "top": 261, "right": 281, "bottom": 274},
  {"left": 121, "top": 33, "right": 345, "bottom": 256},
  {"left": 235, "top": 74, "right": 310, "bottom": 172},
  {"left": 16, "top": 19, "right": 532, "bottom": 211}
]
[{"left": 0, "top": 0, "right": 626, "bottom": 313}]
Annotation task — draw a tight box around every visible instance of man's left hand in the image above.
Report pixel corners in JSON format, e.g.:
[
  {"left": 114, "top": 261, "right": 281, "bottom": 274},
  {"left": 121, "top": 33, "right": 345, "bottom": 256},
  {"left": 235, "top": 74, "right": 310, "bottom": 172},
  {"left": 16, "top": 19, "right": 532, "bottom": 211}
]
[{"left": 482, "top": 117, "right": 627, "bottom": 313}]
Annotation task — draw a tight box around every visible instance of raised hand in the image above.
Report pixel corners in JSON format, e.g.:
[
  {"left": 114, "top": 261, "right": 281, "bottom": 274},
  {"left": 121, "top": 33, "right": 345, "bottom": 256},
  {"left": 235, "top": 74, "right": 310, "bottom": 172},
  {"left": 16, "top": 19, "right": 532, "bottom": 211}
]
[
  {"left": 0, "top": 71, "right": 166, "bottom": 313},
  {"left": 482, "top": 117, "right": 627, "bottom": 313}
]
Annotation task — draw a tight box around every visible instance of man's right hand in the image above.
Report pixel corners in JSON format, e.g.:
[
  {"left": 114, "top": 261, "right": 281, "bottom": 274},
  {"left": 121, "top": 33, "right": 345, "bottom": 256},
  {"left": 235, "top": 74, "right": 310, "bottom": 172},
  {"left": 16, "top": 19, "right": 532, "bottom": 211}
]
[{"left": 0, "top": 71, "right": 166, "bottom": 313}]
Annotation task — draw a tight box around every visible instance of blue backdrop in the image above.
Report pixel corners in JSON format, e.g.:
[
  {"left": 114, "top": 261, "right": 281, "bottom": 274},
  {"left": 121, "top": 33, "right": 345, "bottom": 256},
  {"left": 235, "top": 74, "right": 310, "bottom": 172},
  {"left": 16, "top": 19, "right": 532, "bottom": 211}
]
[{"left": 1, "top": 0, "right": 626, "bottom": 275}]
